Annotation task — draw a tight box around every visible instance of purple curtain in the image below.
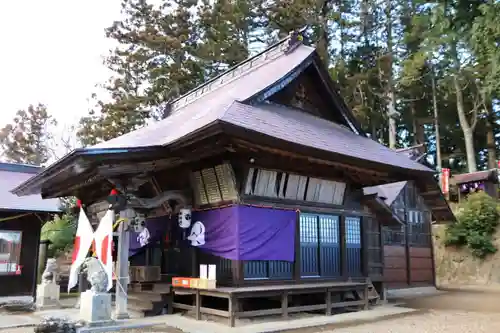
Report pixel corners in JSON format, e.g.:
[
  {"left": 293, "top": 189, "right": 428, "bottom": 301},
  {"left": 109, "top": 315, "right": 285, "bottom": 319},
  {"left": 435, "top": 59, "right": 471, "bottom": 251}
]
[
  {"left": 129, "top": 215, "right": 173, "bottom": 256},
  {"left": 191, "top": 205, "right": 296, "bottom": 262}
]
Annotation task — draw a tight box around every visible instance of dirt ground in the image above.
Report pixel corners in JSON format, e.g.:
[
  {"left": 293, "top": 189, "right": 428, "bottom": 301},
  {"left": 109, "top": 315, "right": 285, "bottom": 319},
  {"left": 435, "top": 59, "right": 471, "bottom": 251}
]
[
  {"left": 3, "top": 290, "right": 500, "bottom": 333},
  {"left": 319, "top": 290, "right": 500, "bottom": 333}
]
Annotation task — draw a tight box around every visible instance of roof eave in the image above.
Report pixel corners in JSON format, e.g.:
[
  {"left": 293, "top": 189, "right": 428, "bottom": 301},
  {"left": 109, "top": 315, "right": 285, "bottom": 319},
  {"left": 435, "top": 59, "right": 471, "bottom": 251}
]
[
  {"left": 220, "top": 120, "right": 434, "bottom": 180},
  {"left": 11, "top": 146, "right": 169, "bottom": 197}
]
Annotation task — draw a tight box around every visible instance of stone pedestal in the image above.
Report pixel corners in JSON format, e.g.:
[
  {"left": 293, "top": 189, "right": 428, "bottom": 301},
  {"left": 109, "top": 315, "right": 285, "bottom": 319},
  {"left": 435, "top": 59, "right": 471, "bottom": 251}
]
[
  {"left": 36, "top": 282, "right": 60, "bottom": 309},
  {"left": 80, "top": 290, "right": 113, "bottom": 326}
]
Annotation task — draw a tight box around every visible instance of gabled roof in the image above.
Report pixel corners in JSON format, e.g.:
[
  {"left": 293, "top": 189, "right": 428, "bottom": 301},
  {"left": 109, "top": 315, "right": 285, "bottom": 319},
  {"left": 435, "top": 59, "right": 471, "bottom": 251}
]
[
  {"left": 222, "top": 103, "right": 431, "bottom": 172},
  {"left": 0, "top": 162, "right": 60, "bottom": 212},
  {"left": 93, "top": 42, "right": 317, "bottom": 149},
  {"left": 12, "top": 34, "right": 434, "bottom": 198},
  {"left": 363, "top": 181, "right": 407, "bottom": 206}
]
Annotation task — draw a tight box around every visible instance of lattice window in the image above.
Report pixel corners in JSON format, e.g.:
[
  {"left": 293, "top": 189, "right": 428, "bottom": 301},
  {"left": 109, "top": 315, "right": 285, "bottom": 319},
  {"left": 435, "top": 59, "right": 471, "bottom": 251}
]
[
  {"left": 319, "top": 215, "right": 339, "bottom": 244},
  {"left": 345, "top": 216, "right": 361, "bottom": 245},
  {"left": 300, "top": 214, "right": 318, "bottom": 243},
  {"left": 191, "top": 163, "right": 238, "bottom": 206}
]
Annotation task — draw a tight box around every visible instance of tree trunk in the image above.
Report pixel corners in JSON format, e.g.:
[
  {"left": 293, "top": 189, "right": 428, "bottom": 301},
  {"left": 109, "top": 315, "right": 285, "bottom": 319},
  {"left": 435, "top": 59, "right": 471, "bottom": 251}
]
[
  {"left": 453, "top": 75, "right": 477, "bottom": 172},
  {"left": 385, "top": 0, "right": 397, "bottom": 149},
  {"left": 432, "top": 68, "right": 442, "bottom": 171},
  {"left": 486, "top": 106, "right": 497, "bottom": 169}
]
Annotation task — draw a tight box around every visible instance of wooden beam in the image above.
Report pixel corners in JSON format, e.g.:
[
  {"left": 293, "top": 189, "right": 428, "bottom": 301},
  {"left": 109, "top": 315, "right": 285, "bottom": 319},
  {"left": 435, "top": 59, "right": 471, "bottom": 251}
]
[
  {"left": 233, "top": 139, "right": 391, "bottom": 180},
  {"left": 360, "top": 217, "right": 369, "bottom": 277},
  {"left": 340, "top": 215, "right": 347, "bottom": 279},
  {"left": 293, "top": 212, "right": 301, "bottom": 282}
]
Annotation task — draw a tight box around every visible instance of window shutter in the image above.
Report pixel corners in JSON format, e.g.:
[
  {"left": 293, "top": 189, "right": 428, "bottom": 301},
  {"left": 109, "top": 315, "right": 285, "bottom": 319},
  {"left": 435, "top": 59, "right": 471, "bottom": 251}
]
[
  {"left": 191, "top": 171, "right": 208, "bottom": 205},
  {"left": 201, "top": 168, "right": 222, "bottom": 203},
  {"left": 215, "top": 163, "right": 238, "bottom": 201}
]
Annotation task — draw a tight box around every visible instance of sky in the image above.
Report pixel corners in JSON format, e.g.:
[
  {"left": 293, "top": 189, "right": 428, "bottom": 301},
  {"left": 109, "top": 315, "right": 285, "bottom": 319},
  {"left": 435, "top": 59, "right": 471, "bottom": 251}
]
[{"left": 0, "top": 0, "right": 123, "bottom": 149}]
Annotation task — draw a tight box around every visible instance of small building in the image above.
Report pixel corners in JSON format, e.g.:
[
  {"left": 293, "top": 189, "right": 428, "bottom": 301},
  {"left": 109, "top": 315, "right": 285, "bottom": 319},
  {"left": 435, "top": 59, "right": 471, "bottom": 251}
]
[
  {"left": 0, "top": 162, "right": 60, "bottom": 297},
  {"left": 364, "top": 145, "right": 454, "bottom": 289},
  {"left": 450, "top": 169, "right": 499, "bottom": 202},
  {"left": 12, "top": 34, "right": 451, "bottom": 321}
]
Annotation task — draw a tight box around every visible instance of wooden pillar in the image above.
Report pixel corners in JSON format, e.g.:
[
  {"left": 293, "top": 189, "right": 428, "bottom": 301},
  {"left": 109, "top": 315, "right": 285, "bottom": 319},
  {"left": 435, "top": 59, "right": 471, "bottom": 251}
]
[
  {"left": 191, "top": 247, "right": 198, "bottom": 278},
  {"left": 404, "top": 223, "right": 411, "bottom": 286},
  {"left": 231, "top": 260, "right": 243, "bottom": 287},
  {"left": 228, "top": 294, "right": 236, "bottom": 327},
  {"left": 281, "top": 291, "right": 289, "bottom": 318},
  {"left": 379, "top": 219, "right": 385, "bottom": 280},
  {"left": 428, "top": 213, "right": 437, "bottom": 288},
  {"left": 340, "top": 215, "right": 347, "bottom": 279},
  {"left": 293, "top": 212, "right": 301, "bottom": 281},
  {"left": 195, "top": 290, "right": 201, "bottom": 320},
  {"left": 325, "top": 289, "right": 332, "bottom": 315},
  {"left": 360, "top": 217, "right": 369, "bottom": 277}
]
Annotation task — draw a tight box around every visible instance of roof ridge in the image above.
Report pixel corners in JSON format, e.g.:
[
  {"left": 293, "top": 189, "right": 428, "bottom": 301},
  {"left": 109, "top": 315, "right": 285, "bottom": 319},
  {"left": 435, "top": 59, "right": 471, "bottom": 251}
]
[{"left": 169, "top": 31, "right": 311, "bottom": 115}]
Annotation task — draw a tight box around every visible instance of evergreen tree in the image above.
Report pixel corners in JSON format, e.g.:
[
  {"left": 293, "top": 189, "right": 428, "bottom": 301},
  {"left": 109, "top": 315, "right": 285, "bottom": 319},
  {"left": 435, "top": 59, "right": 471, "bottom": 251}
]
[{"left": 0, "top": 104, "right": 56, "bottom": 165}]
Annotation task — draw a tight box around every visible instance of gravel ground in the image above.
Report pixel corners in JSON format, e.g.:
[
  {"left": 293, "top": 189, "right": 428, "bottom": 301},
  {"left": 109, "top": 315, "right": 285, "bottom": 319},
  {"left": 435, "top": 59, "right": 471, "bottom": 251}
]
[
  {"left": 3, "top": 290, "right": 500, "bottom": 333},
  {"left": 320, "top": 310, "right": 500, "bottom": 333}
]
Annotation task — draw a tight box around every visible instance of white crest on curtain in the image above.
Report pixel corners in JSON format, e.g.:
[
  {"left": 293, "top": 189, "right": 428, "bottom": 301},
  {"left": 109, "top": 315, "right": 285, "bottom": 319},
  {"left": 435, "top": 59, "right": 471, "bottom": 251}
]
[
  {"left": 187, "top": 221, "right": 205, "bottom": 246},
  {"left": 137, "top": 227, "right": 151, "bottom": 247}
]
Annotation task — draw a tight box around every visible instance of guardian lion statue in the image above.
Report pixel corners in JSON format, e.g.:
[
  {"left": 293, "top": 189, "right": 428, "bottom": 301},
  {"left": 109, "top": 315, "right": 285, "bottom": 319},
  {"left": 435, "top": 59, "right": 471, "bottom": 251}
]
[
  {"left": 41, "top": 258, "right": 58, "bottom": 284},
  {"left": 81, "top": 257, "right": 108, "bottom": 293}
]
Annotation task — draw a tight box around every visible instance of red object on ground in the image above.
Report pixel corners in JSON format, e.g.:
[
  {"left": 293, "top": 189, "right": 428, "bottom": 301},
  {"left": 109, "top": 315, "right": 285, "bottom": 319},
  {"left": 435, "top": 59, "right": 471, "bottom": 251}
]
[
  {"left": 110, "top": 189, "right": 118, "bottom": 195},
  {"left": 76, "top": 199, "right": 82, "bottom": 208}
]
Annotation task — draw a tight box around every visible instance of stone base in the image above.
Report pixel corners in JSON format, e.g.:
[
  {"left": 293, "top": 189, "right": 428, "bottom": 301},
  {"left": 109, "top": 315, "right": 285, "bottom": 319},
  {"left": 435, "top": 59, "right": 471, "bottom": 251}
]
[
  {"left": 79, "top": 291, "right": 113, "bottom": 327},
  {"left": 36, "top": 282, "right": 60, "bottom": 308}
]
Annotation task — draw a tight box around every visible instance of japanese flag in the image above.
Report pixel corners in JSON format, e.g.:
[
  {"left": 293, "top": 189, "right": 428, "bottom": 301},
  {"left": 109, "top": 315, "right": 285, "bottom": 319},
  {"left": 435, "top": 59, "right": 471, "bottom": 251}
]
[
  {"left": 94, "top": 209, "right": 114, "bottom": 291},
  {"left": 68, "top": 205, "right": 94, "bottom": 292}
]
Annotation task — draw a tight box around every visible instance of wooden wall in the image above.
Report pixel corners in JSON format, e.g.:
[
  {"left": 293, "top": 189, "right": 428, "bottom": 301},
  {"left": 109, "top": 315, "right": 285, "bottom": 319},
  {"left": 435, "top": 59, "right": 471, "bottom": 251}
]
[
  {"left": 383, "top": 245, "right": 433, "bottom": 288},
  {"left": 384, "top": 245, "right": 408, "bottom": 288},
  {"left": 0, "top": 212, "right": 41, "bottom": 297}
]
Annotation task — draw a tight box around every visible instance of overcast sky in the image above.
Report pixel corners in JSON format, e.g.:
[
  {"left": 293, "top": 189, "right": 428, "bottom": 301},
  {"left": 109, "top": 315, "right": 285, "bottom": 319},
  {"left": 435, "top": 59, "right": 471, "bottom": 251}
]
[{"left": 0, "top": 0, "right": 123, "bottom": 150}]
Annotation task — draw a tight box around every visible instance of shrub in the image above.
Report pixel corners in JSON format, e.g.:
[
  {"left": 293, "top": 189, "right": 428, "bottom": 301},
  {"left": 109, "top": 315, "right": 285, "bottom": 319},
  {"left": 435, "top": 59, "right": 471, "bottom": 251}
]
[
  {"left": 444, "top": 191, "right": 500, "bottom": 258},
  {"left": 41, "top": 214, "right": 77, "bottom": 258}
]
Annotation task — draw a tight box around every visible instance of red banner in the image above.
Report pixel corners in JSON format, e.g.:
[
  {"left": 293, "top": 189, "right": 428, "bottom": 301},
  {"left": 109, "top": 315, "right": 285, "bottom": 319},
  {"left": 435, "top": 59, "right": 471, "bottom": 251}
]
[{"left": 441, "top": 168, "right": 450, "bottom": 194}]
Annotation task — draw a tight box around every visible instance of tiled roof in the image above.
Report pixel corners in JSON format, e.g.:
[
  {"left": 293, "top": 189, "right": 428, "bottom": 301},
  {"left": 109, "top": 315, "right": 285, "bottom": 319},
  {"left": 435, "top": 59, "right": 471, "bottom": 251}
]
[
  {"left": 93, "top": 44, "right": 315, "bottom": 149},
  {"left": 0, "top": 163, "right": 60, "bottom": 212},
  {"left": 222, "top": 103, "right": 432, "bottom": 173}
]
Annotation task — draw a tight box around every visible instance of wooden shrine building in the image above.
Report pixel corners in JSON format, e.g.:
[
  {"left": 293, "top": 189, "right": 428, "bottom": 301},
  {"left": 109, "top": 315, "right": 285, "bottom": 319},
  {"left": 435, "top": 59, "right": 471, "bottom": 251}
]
[
  {"left": 0, "top": 162, "right": 60, "bottom": 297},
  {"left": 12, "top": 34, "right": 452, "bottom": 322},
  {"left": 450, "top": 169, "right": 499, "bottom": 202},
  {"left": 364, "top": 145, "right": 454, "bottom": 289}
]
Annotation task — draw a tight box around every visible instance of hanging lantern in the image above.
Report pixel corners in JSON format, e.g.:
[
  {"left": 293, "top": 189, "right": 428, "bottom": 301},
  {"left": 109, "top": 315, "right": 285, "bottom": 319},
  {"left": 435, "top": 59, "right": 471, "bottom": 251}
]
[{"left": 107, "top": 189, "right": 126, "bottom": 212}]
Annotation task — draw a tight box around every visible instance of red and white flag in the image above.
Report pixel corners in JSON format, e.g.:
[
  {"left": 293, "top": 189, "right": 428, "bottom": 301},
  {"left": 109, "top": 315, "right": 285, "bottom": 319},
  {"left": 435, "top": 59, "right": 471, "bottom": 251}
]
[
  {"left": 68, "top": 202, "right": 94, "bottom": 292},
  {"left": 94, "top": 208, "right": 114, "bottom": 291}
]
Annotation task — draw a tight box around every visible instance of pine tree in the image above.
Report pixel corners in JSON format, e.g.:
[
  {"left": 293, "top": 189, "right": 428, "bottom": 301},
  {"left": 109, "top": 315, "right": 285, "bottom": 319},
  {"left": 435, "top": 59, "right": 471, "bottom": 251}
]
[
  {"left": 0, "top": 104, "right": 56, "bottom": 165},
  {"left": 77, "top": 0, "right": 253, "bottom": 146}
]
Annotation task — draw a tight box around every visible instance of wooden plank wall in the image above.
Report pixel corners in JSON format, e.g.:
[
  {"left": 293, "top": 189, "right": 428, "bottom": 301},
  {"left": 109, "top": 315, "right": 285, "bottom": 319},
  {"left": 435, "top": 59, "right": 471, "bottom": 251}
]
[
  {"left": 383, "top": 245, "right": 433, "bottom": 288},
  {"left": 409, "top": 247, "right": 433, "bottom": 285},
  {"left": 384, "top": 245, "right": 408, "bottom": 288}
]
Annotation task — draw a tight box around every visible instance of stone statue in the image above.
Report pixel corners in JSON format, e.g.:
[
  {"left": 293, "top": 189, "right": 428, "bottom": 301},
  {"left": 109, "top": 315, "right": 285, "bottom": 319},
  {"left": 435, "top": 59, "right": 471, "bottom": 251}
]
[
  {"left": 37, "top": 258, "right": 60, "bottom": 309},
  {"left": 41, "top": 258, "right": 58, "bottom": 284},
  {"left": 82, "top": 257, "right": 108, "bottom": 293}
]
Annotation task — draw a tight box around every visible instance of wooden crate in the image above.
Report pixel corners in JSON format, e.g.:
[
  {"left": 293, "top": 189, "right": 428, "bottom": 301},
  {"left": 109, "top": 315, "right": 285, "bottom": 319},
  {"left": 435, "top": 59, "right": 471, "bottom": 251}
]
[{"left": 134, "top": 266, "right": 161, "bottom": 282}]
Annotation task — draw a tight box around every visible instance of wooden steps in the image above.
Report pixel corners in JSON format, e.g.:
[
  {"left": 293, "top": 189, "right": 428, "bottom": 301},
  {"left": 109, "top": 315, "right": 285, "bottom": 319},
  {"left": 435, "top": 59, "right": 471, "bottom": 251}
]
[{"left": 121, "top": 283, "right": 173, "bottom": 317}]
